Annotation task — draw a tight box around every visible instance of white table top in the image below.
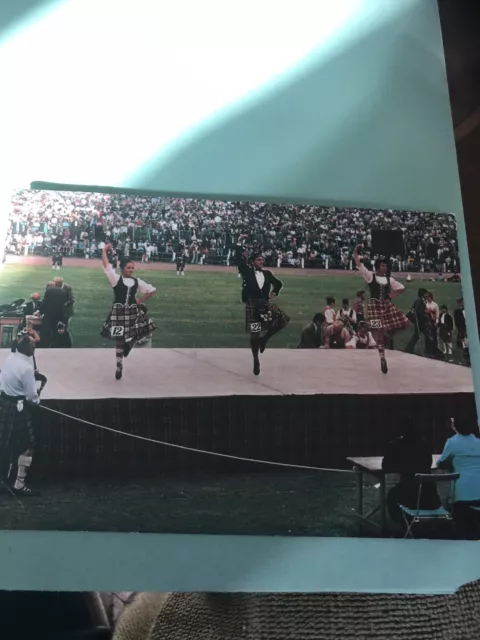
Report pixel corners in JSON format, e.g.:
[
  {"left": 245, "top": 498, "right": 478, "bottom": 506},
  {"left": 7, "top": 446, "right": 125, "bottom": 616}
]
[{"left": 348, "top": 455, "right": 441, "bottom": 473}]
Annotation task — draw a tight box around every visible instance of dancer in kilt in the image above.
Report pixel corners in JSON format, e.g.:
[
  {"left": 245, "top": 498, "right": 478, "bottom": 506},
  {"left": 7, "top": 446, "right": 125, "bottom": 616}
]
[
  {"left": 176, "top": 252, "right": 186, "bottom": 276},
  {"left": 236, "top": 235, "right": 290, "bottom": 375},
  {"left": 100, "top": 244, "right": 157, "bottom": 380},
  {"left": 0, "top": 333, "right": 41, "bottom": 496},
  {"left": 353, "top": 245, "right": 410, "bottom": 374}
]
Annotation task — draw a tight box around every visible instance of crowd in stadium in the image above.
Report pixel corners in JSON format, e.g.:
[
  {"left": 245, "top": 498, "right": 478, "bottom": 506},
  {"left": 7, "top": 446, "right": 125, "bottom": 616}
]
[{"left": 5, "top": 189, "right": 460, "bottom": 272}]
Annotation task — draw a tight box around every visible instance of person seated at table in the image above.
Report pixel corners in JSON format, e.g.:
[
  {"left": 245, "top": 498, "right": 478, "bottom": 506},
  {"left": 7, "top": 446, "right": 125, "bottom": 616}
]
[
  {"left": 437, "top": 417, "right": 480, "bottom": 539},
  {"left": 382, "top": 416, "right": 440, "bottom": 524}
]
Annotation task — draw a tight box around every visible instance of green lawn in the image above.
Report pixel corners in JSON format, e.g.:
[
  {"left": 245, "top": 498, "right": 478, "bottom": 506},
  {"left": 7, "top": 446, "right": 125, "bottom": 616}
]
[
  {"left": 0, "top": 470, "right": 459, "bottom": 538},
  {"left": 0, "top": 264, "right": 464, "bottom": 352}
]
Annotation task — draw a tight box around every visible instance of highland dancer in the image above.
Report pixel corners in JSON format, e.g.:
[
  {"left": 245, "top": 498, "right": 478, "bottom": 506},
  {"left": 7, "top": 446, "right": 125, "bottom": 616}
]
[
  {"left": 353, "top": 244, "right": 410, "bottom": 374},
  {"left": 236, "top": 235, "right": 290, "bottom": 375},
  {"left": 100, "top": 244, "right": 157, "bottom": 380}
]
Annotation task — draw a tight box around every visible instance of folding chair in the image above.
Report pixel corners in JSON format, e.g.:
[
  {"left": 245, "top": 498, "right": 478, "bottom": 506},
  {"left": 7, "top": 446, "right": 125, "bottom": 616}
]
[
  {"left": 467, "top": 504, "right": 480, "bottom": 537},
  {"left": 398, "top": 473, "right": 459, "bottom": 539}
]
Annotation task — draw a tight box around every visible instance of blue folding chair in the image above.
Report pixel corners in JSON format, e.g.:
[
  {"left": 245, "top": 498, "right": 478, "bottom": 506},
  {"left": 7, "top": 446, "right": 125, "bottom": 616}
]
[{"left": 398, "top": 473, "right": 459, "bottom": 538}]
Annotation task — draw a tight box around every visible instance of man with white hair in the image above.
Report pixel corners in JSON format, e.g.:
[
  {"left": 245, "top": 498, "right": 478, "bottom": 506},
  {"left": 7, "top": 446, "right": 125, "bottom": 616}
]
[
  {"left": 41, "top": 277, "right": 75, "bottom": 346},
  {"left": 20, "top": 292, "right": 43, "bottom": 331}
]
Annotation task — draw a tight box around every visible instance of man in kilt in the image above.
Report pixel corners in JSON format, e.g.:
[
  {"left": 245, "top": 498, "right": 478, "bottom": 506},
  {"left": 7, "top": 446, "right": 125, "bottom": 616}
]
[
  {"left": 0, "top": 332, "right": 41, "bottom": 496},
  {"left": 100, "top": 244, "right": 157, "bottom": 380},
  {"left": 52, "top": 247, "right": 63, "bottom": 270},
  {"left": 236, "top": 235, "right": 290, "bottom": 376},
  {"left": 353, "top": 244, "right": 410, "bottom": 374},
  {"left": 176, "top": 243, "right": 187, "bottom": 276}
]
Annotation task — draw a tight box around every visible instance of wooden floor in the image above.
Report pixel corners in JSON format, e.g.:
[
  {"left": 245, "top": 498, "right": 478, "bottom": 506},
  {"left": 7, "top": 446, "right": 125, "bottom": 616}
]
[{"left": 0, "top": 348, "right": 473, "bottom": 400}]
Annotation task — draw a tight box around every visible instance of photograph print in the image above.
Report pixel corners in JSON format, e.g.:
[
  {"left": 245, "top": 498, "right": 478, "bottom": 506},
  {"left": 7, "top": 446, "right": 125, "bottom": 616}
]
[{"left": 0, "top": 188, "right": 478, "bottom": 541}]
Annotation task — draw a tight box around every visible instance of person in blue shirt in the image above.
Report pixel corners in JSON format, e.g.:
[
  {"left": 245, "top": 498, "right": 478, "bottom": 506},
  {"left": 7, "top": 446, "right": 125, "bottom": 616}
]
[{"left": 437, "top": 417, "right": 480, "bottom": 539}]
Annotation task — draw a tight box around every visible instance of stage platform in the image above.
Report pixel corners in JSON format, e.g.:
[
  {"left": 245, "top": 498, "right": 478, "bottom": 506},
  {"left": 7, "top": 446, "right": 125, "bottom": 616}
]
[
  {"left": 0, "top": 348, "right": 474, "bottom": 400},
  {"left": 0, "top": 349, "right": 475, "bottom": 479}
]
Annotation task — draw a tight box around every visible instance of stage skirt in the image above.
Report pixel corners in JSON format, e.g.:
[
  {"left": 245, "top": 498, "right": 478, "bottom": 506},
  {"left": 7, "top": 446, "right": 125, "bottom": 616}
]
[
  {"left": 245, "top": 298, "right": 290, "bottom": 334},
  {"left": 367, "top": 298, "right": 410, "bottom": 333},
  {"left": 0, "top": 394, "right": 35, "bottom": 479},
  {"left": 101, "top": 303, "right": 157, "bottom": 343}
]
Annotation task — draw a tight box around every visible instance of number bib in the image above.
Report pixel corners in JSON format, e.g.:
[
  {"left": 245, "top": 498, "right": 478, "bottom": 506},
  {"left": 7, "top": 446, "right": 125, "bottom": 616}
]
[{"left": 111, "top": 326, "right": 125, "bottom": 337}]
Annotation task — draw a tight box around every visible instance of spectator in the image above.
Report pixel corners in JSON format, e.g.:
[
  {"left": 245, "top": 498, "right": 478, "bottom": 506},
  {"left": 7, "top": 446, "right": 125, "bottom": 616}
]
[
  {"left": 52, "top": 277, "right": 75, "bottom": 328},
  {"left": 438, "top": 304, "right": 454, "bottom": 357},
  {"left": 51, "top": 322, "right": 73, "bottom": 348},
  {"left": 297, "top": 313, "right": 325, "bottom": 349},
  {"left": 324, "top": 297, "right": 336, "bottom": 325},
  {"left": 382, "top": 416, "right": 441, "bottom": 525},
  {"left": 323, "top": 321, "right": 350, "bottom": 349},
  {"left": 7, "top": 190, "right": 460, "bottom": 273},
  {"left": 41, "top": 278, "right": 73, "bottom": 347},
  {"left": 454, "top": 298, "right": 467, "bottom": 349},
  {"left": 437, "top": 417, "right": 480, "bottom": 539},
  {"left": 353, "top": 290, "right": 366, "bottom": 323},
  {"left": 346, "top": 321, "right": 376, "bottom": 349},
  {"left": 425, "top": 292, "right": 440, "bottom": 326},
  {"left": 20, "top": 292, "right": 42, "bottom": 330},
  {"left": 336, "top": 298, "right": 357, "bottom": 335},
  {"left": 405, "top": 288, "right": 443, "bottom": 359}
]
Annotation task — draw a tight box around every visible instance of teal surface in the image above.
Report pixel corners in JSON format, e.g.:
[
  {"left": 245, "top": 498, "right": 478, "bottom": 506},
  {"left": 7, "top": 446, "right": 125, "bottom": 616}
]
[{"left": 1, "top": 0, "right": 480, "bottom": 594}]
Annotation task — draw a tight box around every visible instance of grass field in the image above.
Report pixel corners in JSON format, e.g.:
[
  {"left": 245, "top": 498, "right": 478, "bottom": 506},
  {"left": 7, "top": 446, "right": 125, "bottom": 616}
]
[
  {"left": 0, "top": 262, "right": 467, "bottom": 537},
  {"left": 0, "top": 470, "right": 458, "bottom": 538},
  {"left": 0, "top": 264, "right": 464, "bottom": 352}
]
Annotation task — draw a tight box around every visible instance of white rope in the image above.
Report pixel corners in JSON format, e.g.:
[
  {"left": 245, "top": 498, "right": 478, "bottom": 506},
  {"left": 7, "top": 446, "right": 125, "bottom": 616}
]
[{"left": 39, "top": 405, "right": 353, "bottom": 474}]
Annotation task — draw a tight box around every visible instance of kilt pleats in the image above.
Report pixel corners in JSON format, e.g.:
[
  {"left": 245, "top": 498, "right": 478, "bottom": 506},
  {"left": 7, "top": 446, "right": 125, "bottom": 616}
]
[
  {"left": 245, "top": 299, "right": 290, "bottom": 334},
  {"left": 367, "top": 299, "right": 410, "bottom": 332},
  {"left": 101, "top": 303, "right": 157, "bottom": 342}
]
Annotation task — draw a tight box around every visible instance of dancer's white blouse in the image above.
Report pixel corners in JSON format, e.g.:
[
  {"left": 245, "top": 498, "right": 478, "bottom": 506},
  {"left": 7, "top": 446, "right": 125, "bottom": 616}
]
[
  {"left": 103, "top": 265, "right": 156, "bottom": 295},
  {"left": 357, "top": 263, "right": 405, "bottom": 293}
]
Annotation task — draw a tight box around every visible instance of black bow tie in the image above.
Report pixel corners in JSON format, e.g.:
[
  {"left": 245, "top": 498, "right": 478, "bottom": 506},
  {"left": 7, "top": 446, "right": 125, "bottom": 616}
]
[{"left": 255, "top": 268, "right": 263, "bottom": 272}]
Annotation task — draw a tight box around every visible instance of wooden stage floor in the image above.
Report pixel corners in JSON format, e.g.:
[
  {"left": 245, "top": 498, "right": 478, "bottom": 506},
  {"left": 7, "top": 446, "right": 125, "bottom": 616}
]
[{"left": 0, "top": 349, "right": 473, "bottom": 400}]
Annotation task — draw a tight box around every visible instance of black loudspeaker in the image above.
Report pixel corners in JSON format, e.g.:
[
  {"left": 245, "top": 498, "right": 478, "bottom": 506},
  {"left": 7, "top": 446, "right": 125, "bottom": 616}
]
[{"left": 371, "top": 229, "right": 405, "bottom": 258}]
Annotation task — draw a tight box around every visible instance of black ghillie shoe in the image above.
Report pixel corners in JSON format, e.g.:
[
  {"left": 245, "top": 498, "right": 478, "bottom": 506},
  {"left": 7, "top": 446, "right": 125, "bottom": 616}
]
[
  {"left": 115, "top": 367, "right": 123, "bottom": 380},
  {"left": 253, "top": 358, "right": 260, "bottom": 376},
  {"left": 380, "top": 357, "right": 388, "bottom": 374}
]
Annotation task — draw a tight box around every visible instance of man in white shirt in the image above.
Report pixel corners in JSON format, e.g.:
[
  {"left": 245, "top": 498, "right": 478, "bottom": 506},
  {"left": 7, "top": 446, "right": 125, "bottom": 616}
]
[
  {"left": 0, "top": 333, "right": 41, "bottom": 496},
  {"left": 336, "top": 298, "right": 357, "bottom": 334},
  {"left": 437, "top": 417, "right": 480, "bottom": 539}
]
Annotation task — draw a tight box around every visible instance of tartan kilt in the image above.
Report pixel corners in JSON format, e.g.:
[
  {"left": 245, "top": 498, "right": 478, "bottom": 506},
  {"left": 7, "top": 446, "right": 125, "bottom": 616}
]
[
  {"left": 0, "top": 396, "right": 35, "bottom": 479},
  {"left": 367, "top": 299, "right": 410, "bottom": 333},
  {"left": 245, "top": 299, "right": 290, "bottom": 334},
  {"left": 101, "top": 303, "right": 157, "bottom": 342}
]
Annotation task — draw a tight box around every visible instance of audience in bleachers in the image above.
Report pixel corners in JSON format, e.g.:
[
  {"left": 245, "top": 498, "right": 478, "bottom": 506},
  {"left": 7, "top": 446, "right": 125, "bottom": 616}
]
[{"left": 5, "top": 189, "right": 460, "bottom": 272}]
